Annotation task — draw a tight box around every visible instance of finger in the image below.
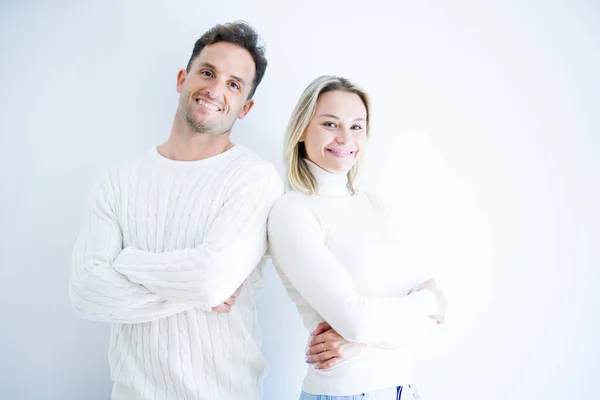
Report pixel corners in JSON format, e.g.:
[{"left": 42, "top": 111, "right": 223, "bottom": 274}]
[
  {"left": 306, "top": 344, "right": 319, "bottom": 356},
  {"left": 306, "top": 351, "right": 335, "bottom": 364},
  {"left": 417, "top": 279, "right": 435, "bottom": 290},
  {"left": 307, "top": 342, "right": 336, "bottom": 356},
  {"left": 312, "top": 321, "right": 331, "bottom": 336},
  {"left": 309, "top": 330, "right": 336, "bottom": 346},
  {"left": 212, "top": 303, "right": 231, "bottom": 313},
  {"left": 233, "top": 286, "right": 242, "bottom": 298},
  {"left": 224, "top": 296, "right": 236, "bottom": 307},
  {"left": 316, "top": 356, "right": 343, "bottom": 370}
]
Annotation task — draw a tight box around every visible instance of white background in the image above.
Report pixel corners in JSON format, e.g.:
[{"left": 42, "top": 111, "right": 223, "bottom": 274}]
[{"left": 1, "top": 1, "right": 598, "bottom": 399}]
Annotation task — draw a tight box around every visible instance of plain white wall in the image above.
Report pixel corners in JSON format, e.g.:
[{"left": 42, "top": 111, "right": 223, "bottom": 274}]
[{"left": 1, "top": 1, "right": 598, "bottom": 399}]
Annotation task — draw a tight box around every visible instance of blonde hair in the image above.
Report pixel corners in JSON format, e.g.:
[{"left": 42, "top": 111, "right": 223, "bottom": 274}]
[{"left": 284, "top": 75, "right": 371, "bottom": 195}]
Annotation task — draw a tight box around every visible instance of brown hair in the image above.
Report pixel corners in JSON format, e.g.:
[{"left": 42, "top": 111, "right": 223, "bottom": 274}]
[{"left": 186, "top": 21, "right": 267, "bottom": 99}]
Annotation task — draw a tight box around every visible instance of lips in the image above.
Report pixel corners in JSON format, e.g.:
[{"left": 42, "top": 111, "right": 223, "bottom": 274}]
[
  {"left": 195, "top": 96, "right": 222, "bottom": 112},
  {"left": 326, "top": 149, "right": 356, "bottom": 157}
]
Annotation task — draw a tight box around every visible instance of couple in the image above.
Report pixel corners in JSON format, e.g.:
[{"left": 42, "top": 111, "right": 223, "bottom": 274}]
[{"left": 69, "top": 21, "right": 447, "bottom": 400}]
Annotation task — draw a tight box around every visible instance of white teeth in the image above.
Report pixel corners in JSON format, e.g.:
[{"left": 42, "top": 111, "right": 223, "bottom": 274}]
[
  {"left": 196, "top": 98, "right": 220, "bottom": 111},
  {"left": 329, "top": 149, "right": 353, "bottom": 155}
]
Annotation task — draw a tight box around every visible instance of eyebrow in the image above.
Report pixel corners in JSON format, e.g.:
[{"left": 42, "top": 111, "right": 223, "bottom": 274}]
[
  {"left": 198, "top": 62, "right": 247, "bottom": 87},
  {"left": 316, "top": 113, "right": 366, "bottom": 122}
]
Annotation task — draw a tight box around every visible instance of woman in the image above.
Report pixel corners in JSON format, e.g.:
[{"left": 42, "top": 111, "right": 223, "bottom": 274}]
[{"left": 267, "top": 76, "right": 447, "bottom": 399}]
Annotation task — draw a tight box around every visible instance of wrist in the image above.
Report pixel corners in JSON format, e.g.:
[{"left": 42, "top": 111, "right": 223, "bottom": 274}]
[{"left": 412, "top": 288, "right": 439, "bottom": 316}]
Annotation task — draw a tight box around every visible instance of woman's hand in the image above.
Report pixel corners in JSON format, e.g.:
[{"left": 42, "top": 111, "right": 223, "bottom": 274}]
[
  {"left": 305, "top": 322, "right": 366, "bottom": 370},
  {"left": 417, "top": 279, "right": 447, "bottom": 324}
]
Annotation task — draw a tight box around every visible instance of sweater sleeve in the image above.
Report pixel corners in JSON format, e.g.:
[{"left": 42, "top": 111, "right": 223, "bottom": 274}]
[
  {"left": 267, "top": 198, "right": 438, "bottom": 348},
  {"left": 111, "top": 164, "right": 284, "bottom": 308},
  {"left": 69, "top": 174, "right": 200, "bottom": 324},
  {"left": 369, "top": 192, "right": 436, "bottom": 292}
]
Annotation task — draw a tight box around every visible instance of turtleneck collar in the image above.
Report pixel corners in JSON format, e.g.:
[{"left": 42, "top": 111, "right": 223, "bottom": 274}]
[{"left": 304, "top": 158, "right": 352, "bottom": 197}]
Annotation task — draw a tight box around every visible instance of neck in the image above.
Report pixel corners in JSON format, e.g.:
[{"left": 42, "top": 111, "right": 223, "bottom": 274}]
[
  {"left": 304, "top": 159, "right": 352, "bottom": 197},
  {"left": 160, "top": 115, "right": 233, "bottom": 161}
]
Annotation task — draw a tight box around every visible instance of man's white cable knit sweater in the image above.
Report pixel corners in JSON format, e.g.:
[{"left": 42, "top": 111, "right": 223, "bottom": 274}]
[{"left": 69, "top": 145, "right": 283, "bottom": 400}]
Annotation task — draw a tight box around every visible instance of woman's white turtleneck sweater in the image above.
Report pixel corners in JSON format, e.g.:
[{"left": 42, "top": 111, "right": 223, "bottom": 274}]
[{"left": 267, "top": 160, "right": 438, "bottom": 396}]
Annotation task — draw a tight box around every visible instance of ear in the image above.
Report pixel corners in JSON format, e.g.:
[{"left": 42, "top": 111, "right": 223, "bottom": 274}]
[
  {"left": 299, "top": 130, "right": 306, "bottom": 142},
  {"left": 237, "top": 98, "right": 255, "bottom": 120},
  {"left": 176, "top": 69, "right": 187, "bottom": 93}
]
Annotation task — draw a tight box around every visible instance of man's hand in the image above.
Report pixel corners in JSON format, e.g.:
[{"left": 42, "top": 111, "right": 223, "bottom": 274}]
[
  {"left": 417, "top": 279, "right": 447, "bottom": 324},
  {"left": 211, "top": 285, "right": 242, "bottom": 313},
  {"left": 305, "top": 322, "right": 365, "bottom": 370}
]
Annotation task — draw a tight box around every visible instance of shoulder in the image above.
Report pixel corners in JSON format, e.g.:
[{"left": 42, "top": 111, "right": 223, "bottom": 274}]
[
  {"left": 359, "top": 190, "right": 388, "bottom": 209},
  {"left": 271, "top": 190, "right": 312, "bottom": 211},
  {"left": 357, "top": 189, "right": 400, "bottom": 224},
  {"left": 228, "top": 146, "right": 282, "bottom": 183},
  {"left": 217, "top": 147, "right": 283, "bottom": 203},
  {"left": 268, "top": 191, "right": 318, "bottom": 227},
  {"left": 230, "top": 146, "right": 275, "bottom": 172}
]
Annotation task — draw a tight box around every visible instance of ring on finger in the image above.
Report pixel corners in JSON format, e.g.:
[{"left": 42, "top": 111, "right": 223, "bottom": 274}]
[{"left": 321, "top": 343, "right": 326, "bottom": 352}]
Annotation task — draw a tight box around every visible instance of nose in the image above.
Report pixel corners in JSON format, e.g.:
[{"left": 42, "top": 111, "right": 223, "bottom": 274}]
[
  {"left": 335, "top": 127, "right": 352, "bottom": 145},
  {"left": 203, "top": 79, "right": 225, "bottom": 103}
]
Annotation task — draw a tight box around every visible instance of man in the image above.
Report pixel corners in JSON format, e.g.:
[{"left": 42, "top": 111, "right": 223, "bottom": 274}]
[{"left": 69, "top": 21, "right": 283, "bottom": 400}]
